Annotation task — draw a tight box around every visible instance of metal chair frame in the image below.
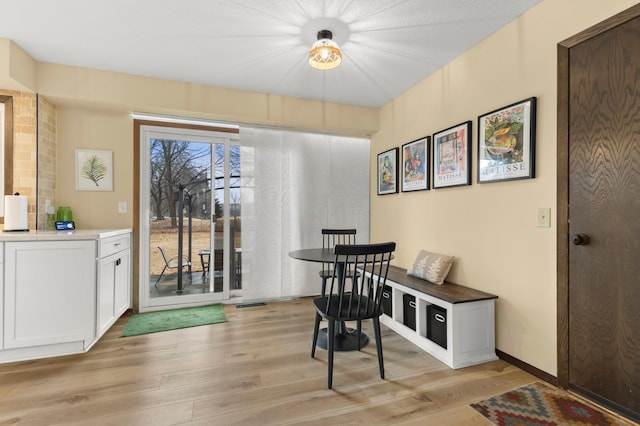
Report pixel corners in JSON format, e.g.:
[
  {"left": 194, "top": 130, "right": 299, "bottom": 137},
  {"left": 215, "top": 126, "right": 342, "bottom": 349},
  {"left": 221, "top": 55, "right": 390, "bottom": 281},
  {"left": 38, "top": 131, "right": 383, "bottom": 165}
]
[{"left": 154, "top": 245, "right": 192, "bottom": 287}]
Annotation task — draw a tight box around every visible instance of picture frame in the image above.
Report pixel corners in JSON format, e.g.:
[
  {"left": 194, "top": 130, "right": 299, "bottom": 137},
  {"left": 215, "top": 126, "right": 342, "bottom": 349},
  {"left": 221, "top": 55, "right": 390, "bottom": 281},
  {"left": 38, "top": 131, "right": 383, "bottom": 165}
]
[
  {"left": 432, "top": 121, "right": 472, "bottom": 188},
  {"left": 75, "top": 149, "right": 113, "bottom": 191},
  {"left": 377, "top": 147, "right": 399, "bottom": 195},
  {"left": 401, "top": 136, "right": 429, "bottom": 192},
  {"left": 477, "top": 97, "right": 537, "bottom": 183}
]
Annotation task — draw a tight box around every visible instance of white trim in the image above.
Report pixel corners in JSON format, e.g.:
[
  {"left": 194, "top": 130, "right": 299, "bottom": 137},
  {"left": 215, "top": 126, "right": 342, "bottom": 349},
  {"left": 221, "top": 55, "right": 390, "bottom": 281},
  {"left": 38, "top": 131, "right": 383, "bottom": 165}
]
[
  {"left": 132, "top": 113, "right": 239, "bottom": 130},
  {"left": 139, "top": 124, "right": 239, "bottom": 311}
]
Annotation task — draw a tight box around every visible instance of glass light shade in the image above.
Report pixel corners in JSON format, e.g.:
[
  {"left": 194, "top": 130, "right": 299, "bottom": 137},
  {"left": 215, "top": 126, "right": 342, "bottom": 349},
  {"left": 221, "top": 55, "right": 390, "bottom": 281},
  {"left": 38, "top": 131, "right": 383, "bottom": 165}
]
[{"left": 309, "top": 38, "right": 342, "bottom": 70}]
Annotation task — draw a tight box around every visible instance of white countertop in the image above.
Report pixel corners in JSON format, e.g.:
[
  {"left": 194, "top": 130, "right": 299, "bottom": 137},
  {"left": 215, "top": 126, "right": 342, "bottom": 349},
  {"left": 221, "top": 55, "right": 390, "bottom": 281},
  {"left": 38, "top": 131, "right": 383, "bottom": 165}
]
[{"left": 0, "top": 228, "right": 132, "bottom": 242}]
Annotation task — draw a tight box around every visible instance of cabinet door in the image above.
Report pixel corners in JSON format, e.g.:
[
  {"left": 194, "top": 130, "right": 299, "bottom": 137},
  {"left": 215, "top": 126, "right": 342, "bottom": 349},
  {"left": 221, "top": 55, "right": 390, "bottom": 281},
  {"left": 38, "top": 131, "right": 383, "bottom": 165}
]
[
  {"left": 114, "top": 250, "right": 131, "bottom": 316},
  {"left": 97, "top": 254, "right": 117, "bottom": 338},
  {"left": 3, "top": 241, "right": 96, "bottom": 349},
  {"left": 97, "top": 249, "right": 131, "bottom": 338}
]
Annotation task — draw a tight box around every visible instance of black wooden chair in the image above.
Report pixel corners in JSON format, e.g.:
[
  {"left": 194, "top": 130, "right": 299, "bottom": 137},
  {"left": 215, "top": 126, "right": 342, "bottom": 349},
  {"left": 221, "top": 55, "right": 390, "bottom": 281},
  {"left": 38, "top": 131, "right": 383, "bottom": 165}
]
[
  {"left": 311, "top": 242, "right": 396, "bottom": 389},
  {"left": 319, "top": 229, "right": 357, "bottom": 295}
]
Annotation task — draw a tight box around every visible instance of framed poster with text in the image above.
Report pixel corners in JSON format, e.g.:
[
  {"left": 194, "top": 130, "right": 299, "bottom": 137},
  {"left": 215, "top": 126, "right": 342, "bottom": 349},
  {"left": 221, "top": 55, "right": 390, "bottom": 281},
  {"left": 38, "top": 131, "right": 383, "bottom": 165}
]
[
  {"left": 432, "top": 121, "right": 472, "bottom": 188},
  {"left": 401, "top": 136, "right": 429, "bottom": 192},
  {"left": 477, "top": 97, "right": 536, "bottom": 183}
]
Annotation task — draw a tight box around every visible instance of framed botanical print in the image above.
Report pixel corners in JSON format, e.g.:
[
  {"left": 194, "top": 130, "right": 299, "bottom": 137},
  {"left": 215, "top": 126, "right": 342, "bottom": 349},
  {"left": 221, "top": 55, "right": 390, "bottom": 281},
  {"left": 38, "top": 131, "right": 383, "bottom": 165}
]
[
  {"left": 75, "top": 149, "right": 114, "bottom": 191},
  {"left": 432, "top": 121, "right": 472, "bottom": 188},
  {"left": 478, "top": 97, "right": 537, "bottom": 183},
  {"left": 377, "top": 147, "right": 399, "bottom": 195},
  {"left": 401, "top": 136, "right": 429, "bottom": 192}
]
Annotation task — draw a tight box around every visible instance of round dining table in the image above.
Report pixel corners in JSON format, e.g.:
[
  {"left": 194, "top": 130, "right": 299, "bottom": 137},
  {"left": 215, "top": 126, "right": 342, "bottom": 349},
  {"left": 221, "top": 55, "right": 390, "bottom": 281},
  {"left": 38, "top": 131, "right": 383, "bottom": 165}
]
[{"left": 289, "top": 248, "right": 369, "bottom": 351}]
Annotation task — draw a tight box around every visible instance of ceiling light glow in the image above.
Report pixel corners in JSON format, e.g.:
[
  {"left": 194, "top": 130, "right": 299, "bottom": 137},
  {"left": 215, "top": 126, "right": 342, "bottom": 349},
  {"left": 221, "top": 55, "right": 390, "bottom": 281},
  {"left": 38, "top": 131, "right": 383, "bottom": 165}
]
[{"left": 309, "top": 30, "right": 342, "bottom": 70}]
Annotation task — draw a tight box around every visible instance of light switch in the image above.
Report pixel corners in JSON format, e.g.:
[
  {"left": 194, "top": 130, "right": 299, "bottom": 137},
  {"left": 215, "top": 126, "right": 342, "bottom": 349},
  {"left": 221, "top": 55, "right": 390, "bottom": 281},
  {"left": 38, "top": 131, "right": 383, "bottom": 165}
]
[
  {"left": 118, "top": 201, "right": 127, "bottom": 214},
  {"left": 537, "top": 207, "right": 550, "bottom": 228}
]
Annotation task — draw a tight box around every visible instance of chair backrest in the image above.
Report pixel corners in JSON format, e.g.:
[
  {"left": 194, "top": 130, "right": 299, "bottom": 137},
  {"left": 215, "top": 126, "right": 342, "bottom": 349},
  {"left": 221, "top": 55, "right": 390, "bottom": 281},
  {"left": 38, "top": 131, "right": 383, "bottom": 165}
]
[
  {"left": 326, "top": 242, "right": 396, "bottom": 318},
  {"left": 322, "top": 228, "right": 357, "bottom": 249},
  {"left": 321, "top": 228, "right": 357, "bottom": 272},
  {"left": 157, "top": 245, "right": 169, "bottom": 264}
]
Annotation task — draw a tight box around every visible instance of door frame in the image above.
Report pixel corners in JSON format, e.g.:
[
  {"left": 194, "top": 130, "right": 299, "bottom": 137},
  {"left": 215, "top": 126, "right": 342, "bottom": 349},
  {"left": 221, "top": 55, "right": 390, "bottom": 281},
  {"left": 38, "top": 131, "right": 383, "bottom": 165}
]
[
  {"left": 556, "top": 3, "right": 640, "bottom": 389},
  {"left": 133, "top": 119, "right": 239, "bottom": 313}
]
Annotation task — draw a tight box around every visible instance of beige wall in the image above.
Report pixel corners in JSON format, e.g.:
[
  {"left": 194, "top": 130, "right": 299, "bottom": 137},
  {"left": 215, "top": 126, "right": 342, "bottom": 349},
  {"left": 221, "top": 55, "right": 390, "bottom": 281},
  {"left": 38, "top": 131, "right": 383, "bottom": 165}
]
[
  {"left": 0, "top": 0, "right": 636, "bottom": 377},
  {"left": 0, "top": 39, "right": 36, "bottom": 91},
  {"left": 371, "top": 0, "right": 638, "bottom": 375},
  {"left": 55, "top": 106, "right": 134, "bottom": 229},
  {"left": 35, "top": 62, "right": 379, "bottom": 138}
]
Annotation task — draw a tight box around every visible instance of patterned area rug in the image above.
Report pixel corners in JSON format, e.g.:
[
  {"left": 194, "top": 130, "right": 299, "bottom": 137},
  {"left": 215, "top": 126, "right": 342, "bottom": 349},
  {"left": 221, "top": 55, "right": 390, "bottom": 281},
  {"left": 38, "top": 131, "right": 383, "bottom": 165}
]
[{"left": 470, "top": 382, "right": 635, "bottom": 426}]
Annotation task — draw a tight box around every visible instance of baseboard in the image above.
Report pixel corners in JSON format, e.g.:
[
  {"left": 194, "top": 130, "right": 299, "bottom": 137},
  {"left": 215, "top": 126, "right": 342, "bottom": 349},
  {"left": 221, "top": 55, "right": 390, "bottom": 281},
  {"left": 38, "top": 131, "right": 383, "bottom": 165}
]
[{"left": 496, "top": 349, "right": 558, "bottom": 386}]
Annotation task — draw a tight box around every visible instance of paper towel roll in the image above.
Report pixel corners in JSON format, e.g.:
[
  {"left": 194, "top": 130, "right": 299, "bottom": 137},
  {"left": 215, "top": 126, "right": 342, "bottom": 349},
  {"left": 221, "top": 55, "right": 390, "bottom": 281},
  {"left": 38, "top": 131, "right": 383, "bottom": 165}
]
[{"left": 4, "top": 194, "right": 29, "bottom": 231}]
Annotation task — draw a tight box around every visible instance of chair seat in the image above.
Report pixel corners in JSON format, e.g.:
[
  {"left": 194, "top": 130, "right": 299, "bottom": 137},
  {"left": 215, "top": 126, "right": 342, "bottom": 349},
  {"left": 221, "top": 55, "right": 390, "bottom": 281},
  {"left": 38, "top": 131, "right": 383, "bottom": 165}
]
[
  {"left": 168, "top": 260, "right": 191, "bottom": 268},
  {"left": 318, "top": 269, "right": 361, "bottom": 279},
  {"left": 318, "top": 269, "right": 334, "bottom": 279},
  {"left": 313, "top": 295, "right": 382, "bottom": 321}
]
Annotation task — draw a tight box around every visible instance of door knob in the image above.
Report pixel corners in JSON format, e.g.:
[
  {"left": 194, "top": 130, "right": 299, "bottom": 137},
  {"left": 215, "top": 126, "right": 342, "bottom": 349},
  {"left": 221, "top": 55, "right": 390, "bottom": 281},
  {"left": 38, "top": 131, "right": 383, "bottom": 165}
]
[{"left": 572, "top": 233, "right": 590, "bottom": 245}]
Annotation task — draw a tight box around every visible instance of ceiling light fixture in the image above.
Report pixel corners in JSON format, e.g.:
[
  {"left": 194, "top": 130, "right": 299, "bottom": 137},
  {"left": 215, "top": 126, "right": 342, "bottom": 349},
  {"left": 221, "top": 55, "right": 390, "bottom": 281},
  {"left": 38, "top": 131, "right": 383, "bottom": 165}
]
[{"left": 309, "top": 30, "right": 342, "bottom": 70}]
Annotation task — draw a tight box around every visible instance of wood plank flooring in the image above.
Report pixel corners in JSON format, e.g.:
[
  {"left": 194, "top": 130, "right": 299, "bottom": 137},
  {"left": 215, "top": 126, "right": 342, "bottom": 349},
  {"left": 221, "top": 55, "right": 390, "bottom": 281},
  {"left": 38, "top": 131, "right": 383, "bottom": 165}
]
[{"left": 0, "top": 298, "right": 537, "bottom": 425}]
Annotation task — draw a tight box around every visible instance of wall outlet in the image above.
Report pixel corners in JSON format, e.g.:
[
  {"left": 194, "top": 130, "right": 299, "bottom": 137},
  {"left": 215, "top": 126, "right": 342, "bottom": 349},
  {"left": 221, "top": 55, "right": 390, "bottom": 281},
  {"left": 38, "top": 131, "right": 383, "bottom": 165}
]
[
  {"left": 537, "top": 207, "right": 551, "bottom": 227},
  {"left": 118, "top": 201, "right": 127, "bottom": 214},
  {"left": 45, "top": 199, "right": 56, "bottom": 215}
]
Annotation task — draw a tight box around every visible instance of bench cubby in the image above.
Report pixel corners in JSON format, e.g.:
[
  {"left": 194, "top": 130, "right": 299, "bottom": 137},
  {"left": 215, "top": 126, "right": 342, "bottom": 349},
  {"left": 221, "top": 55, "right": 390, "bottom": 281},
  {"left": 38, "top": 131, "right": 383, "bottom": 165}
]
[{"left": 363, "top": 265, "right": 498, "bottom": 369}]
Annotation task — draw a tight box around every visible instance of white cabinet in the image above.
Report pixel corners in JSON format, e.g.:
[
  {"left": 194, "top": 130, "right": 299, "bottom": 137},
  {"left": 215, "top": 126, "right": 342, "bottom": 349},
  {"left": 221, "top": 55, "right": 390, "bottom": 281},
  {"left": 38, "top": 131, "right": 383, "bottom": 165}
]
[
  {"left": 96, "top": 234, "right": 131, "bottom": 339},
  {"left": 364, "top": 265, "right": 498, "bottom": 369},
  {"left": 0, "top": 229, "right": 131, "bottom": 364},
  {"left": 3, "top": 240, "right": 96, "bottom": 350}
]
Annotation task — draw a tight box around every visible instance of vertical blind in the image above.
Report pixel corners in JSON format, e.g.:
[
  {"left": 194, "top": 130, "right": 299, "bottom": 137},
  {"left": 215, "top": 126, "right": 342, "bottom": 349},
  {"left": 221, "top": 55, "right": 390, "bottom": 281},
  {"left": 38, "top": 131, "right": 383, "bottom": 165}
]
[{"left": 240, "top": 127, "right": 370, "bottom": 301}]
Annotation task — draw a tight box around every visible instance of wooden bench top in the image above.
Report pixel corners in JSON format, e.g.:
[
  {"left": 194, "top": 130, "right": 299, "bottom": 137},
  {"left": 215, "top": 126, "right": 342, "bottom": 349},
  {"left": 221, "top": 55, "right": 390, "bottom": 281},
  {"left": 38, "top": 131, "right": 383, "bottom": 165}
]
[{"left": 378, "top": 265, "right": 498, "bottom": 304}]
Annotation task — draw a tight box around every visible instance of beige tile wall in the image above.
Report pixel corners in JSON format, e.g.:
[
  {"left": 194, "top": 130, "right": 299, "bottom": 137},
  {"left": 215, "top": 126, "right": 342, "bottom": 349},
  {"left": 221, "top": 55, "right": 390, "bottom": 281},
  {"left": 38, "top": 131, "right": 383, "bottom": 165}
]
[
  {"left": 37, "top": 96, "right": 56, "bottom": 230},
  {"left": 0, "top": 89, "right": 37, "bottom": 230}
]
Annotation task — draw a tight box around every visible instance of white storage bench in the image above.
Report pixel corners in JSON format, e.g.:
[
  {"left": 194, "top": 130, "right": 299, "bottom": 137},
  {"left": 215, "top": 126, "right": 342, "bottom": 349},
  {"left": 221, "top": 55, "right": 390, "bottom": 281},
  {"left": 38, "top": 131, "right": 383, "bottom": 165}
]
[{"left": 362, "top": 265, "right": 498, "bottom": 369}]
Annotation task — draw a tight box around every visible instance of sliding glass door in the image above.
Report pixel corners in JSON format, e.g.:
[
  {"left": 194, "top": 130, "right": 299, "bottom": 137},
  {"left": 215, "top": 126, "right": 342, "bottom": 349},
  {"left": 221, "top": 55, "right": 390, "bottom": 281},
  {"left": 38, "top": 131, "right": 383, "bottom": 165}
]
[{"left": 139, "top": 125, "right": 240, "bottom": 311}]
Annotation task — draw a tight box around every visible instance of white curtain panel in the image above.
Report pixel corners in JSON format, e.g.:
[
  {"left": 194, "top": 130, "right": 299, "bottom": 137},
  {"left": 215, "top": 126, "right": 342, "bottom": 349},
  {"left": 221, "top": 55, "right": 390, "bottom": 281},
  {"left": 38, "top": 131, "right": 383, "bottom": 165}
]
[{"left": 240, "top": 127, "right": 370, "bottom": 301}]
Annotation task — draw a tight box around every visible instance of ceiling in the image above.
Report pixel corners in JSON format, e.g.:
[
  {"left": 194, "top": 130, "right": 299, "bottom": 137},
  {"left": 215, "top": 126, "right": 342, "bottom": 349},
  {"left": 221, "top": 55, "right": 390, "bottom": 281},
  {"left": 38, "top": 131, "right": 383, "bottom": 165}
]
[{"left": 0, "top": 0, "right": 542, "bottom": 108}]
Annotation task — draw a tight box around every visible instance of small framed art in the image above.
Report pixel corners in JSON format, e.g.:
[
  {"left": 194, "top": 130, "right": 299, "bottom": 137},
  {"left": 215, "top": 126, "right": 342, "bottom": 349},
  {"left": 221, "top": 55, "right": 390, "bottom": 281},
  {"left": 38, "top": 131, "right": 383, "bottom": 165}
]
[
  {"left": 76, "top": 149, "right": 114, "bottom": 191},
  {"left": 432, "top": 121, "right": 472, "bottom": 188},
  {"left": 477, "top": 97, "right": 536, "bottom": 183},
  {"left": 401, "top": 136, "right": 429, "bottom": 192},
  {"left": 377, "top": 147, "right": 399, "bottom": 195}
]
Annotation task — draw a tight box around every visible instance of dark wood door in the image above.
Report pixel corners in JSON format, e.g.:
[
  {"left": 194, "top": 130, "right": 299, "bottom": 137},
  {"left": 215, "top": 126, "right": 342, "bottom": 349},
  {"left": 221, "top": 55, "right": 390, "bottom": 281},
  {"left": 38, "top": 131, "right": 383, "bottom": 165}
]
[{"left": 568, "top": 15, "right": 640, "bottom": 418}]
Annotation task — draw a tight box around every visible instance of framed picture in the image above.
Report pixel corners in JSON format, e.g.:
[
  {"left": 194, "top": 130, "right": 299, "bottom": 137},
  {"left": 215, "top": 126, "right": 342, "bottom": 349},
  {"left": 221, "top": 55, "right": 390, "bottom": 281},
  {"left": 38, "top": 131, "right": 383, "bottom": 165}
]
[
  {"left": 76, "top": 149, "right": 113, "bottom": 191},
  {"left": 401, "top": 136, "right": 429, "bottom": 192},
  {"left": 432, "top": 121, "right": 472, "bottom": 188},
  {"left": 477, "top": 97, "right": 537, "bottom": 183},
  {"left": 377, "top": 147, "right": 399, "bottom": 195}
]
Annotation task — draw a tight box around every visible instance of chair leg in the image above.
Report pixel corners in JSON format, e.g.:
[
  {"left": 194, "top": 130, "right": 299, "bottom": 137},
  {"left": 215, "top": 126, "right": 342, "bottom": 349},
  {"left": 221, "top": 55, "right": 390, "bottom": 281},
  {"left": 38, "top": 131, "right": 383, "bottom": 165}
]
[
  {"left": 311, "top": 312, "right": 321, "bottom": 358},
  {"left": 154, "top": 265, "right": 168, "bottom": 287},
  {"left": 357, "top": 320, "right": 362, "bottom": 351},
  {"left": 185, "top": 267, "right": 193, "bottom": 286},
  {"left": 327, "top": 319, "right": 335, "bottom": 389},
  {"left": 373, "top": 316, "right": 385, "bottom": 379}
]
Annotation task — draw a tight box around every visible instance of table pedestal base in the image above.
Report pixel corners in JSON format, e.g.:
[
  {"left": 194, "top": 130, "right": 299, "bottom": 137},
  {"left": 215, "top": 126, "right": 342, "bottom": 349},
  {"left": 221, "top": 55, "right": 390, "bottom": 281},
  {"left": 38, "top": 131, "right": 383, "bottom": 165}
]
[{"left": 316, "top": 326, "right": 369, "bottom": 352}]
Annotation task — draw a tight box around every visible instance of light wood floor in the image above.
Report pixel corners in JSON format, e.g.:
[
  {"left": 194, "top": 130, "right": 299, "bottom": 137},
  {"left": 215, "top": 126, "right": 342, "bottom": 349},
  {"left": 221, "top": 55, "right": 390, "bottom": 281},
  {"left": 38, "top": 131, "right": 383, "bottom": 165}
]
[{"left": 0, "top": 298, "right": 537, "bottom": 425}]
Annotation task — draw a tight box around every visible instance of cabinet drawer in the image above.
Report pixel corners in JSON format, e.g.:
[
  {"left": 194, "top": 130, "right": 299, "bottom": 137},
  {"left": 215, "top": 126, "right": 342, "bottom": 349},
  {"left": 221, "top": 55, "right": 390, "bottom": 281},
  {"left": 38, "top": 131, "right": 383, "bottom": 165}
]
[{"left": 100, "top": 234, "right": 130, "bottom": 258}]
